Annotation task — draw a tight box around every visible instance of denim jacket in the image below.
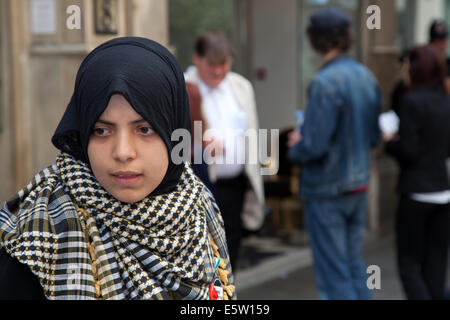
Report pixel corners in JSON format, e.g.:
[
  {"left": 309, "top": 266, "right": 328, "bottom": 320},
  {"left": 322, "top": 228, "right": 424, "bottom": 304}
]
[{"left": 289, "top": 55, "right": 381, "bottom": 199}]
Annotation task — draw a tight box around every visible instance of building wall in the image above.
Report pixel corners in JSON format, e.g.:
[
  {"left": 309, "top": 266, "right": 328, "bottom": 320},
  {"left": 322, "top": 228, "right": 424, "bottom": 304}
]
[
  {"left": 127, "top": 0, "right": 168, "bottom": 46},
  {"left": 0, "top": 0, "right": 16, "bottom": 202},
  {"left": 0, "top": 0, "right": 168, "bottom": 201}
]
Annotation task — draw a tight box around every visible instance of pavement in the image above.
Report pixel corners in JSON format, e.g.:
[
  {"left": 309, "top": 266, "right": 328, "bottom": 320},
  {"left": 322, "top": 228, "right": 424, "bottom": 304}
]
[{"left": 233, "top": 230, "right": 450, "bottom": 300}]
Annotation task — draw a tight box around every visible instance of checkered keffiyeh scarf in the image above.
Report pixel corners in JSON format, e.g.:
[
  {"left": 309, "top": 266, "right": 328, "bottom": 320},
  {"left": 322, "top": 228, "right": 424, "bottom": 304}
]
[{"left": 0, "top": 153, "right": 234, "bottom": 300}]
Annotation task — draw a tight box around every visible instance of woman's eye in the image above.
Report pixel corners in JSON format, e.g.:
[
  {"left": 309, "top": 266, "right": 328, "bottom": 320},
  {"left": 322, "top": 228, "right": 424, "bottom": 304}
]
[
  {"left": 138, "top": 126, "right": 154, "bottom": 135},
  {"left": 93, "top": 128, "right": 110, "bottom": 136}
]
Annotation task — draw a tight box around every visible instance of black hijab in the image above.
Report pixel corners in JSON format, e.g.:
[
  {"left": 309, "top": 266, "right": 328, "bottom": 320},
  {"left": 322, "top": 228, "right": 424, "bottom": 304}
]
[{"left": 52, "top": 37, "right": 191, "bottom": 196}]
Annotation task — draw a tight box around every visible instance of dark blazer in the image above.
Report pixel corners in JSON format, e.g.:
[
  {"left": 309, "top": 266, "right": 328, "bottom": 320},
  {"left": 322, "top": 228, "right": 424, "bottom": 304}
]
[
  {"left": 0, "top": 248, "right": 46, "bottom": 299},
  {"left": 386, "top": 87, "right": 450, "bottom": 194}
]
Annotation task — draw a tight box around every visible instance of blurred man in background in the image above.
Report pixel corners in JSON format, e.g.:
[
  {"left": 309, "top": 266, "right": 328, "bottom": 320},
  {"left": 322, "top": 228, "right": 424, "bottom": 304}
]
[
  {"left": 288, "top": 7, "right": 382, "bottom": 300},
  {"left": 184, "top": 31, "right": 264, "bottom": 271}
]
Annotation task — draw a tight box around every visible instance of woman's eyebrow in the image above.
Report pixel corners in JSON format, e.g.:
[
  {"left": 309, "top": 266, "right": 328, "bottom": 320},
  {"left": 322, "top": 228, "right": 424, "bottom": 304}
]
[
  {"left": 130, "top": 119, "right": 148, "bottom": 125},
  {"left": 95, "top": 118, "right": 148, "bottom": 125}
]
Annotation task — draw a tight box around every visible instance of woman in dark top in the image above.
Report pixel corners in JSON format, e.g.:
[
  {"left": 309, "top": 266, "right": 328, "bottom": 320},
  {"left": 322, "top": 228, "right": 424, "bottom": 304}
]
[{"left": 384, "top": 45, "right": 450, "bottom": 300}]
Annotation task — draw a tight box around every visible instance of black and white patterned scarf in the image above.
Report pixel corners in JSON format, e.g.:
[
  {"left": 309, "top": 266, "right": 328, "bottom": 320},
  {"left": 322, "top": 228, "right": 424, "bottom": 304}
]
[{"left": 0, "top": 153, "right": 234, "bottom": 300}]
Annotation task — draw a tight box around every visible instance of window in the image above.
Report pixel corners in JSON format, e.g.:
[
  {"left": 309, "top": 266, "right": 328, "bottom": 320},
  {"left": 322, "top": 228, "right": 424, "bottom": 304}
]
[{"left": 169, "top": 0, "right": 238, "bottom": 72}]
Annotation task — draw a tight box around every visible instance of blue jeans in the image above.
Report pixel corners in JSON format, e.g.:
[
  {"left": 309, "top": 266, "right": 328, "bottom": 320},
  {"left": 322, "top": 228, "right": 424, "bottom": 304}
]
[{"left": 305, "top": 192, "right": 372, "bottom": 300}]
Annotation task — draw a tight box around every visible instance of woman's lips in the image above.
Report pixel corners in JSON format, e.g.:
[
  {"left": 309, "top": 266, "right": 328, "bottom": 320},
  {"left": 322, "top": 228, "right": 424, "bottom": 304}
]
[{"left": 111, "top": 172, "right": 142, "bottom": 186}]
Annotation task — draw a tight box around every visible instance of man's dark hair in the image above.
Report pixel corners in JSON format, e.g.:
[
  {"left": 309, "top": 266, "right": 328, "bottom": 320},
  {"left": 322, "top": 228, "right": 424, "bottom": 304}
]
[
  {"left": 306, "top": 7, "right": 353, "bottom": 54},
  {"left": 194, "top": 31, "right": 234, "bottom": 64},
  {"left": 429, "top": 19, "right": 449, "bottom": 43},
  {"left": 307, "top": 25, "right": 353, "bottom": 54},
  {"left": 409, "top": 45, "right": 447, "bottom": 91}
]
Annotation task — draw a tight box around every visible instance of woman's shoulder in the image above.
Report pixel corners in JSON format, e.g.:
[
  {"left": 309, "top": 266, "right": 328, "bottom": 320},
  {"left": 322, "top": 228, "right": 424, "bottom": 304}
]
[
  {"left": 198, "top": 183, "right": 219, "bottom": 211},
  {"left": 400, "top": 89, "right": 445, "bottom": 114},
  {"left": 2, "top": 179, "right": 73, "bottom": 219},
  {"left": 404, "top": 87, "right": 449, "bottom": 102},
  {"left": 2, "top": 163, "right": 60, "bottom": 209}
]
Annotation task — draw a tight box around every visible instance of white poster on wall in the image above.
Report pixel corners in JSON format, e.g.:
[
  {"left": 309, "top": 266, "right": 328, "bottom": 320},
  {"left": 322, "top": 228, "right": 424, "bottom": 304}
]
[{"left": 30, "top": 0, "right": 57, "bottom": 35}]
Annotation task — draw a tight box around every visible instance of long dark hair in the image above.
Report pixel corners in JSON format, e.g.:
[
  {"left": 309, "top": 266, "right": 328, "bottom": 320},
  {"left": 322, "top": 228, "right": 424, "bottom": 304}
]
[{"left": 408, "top": 45, "right": 447, "bottom": 91}]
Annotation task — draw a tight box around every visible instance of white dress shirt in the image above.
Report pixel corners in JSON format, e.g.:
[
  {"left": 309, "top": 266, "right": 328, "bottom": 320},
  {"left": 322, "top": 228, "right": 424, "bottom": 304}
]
[
  {"left": 198, "top": 78, "right": 248, "bottom": 179},
  {"left": 410, "top": 190, "right": 450, "bottom": 204}
]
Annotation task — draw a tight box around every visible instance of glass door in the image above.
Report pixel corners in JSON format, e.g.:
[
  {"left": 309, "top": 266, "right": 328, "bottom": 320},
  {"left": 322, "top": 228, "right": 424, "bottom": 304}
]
[{"left": 396, "top": 0, "right": 416, "bottom": 53}]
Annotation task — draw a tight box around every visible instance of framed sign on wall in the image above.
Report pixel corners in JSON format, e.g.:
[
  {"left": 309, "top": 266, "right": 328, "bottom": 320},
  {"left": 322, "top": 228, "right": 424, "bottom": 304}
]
[{"left": 94, "top": 0, "right": 118, "bottom": 34}]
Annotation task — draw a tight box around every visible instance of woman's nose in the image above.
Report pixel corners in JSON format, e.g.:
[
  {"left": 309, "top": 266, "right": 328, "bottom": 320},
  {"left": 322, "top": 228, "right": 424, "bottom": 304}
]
[{"left": 112, "top": 131, "right": 137, "bottom": 162}]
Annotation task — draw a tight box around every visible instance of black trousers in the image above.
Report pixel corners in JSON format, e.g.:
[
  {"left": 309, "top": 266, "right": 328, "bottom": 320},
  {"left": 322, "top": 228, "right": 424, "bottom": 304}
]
[
  {"left": 215, "top": 173, "right": 247, "bottom": 271},
  {"left": 396, "top": 195, "right": 450, "bottom": 300}
]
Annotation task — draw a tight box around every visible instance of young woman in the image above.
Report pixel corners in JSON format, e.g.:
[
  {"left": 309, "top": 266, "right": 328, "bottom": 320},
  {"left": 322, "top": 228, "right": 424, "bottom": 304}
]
[
  {"left": 0, "top": 37, "right": 235, "bottom": 300},
  {"left": 385, "top": 45, "right": 450, "bottom": 300}
]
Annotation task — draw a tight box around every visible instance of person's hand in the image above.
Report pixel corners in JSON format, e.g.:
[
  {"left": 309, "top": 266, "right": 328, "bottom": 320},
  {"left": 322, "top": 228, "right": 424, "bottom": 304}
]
[
  {"left": 287, "top": 130, "right": 302, "bottom": 148},
  {"left": 205, "top": 138, "right": 226, "bottom": 157},
  {"left": 382, "top": 132, "right": 398, "bottom": 142}
]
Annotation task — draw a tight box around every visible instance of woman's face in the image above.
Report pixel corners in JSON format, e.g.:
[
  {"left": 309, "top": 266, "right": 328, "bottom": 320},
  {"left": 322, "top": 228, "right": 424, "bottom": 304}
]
[{"left": 88, "top": 94, "right": 169, "bottom": 203}]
